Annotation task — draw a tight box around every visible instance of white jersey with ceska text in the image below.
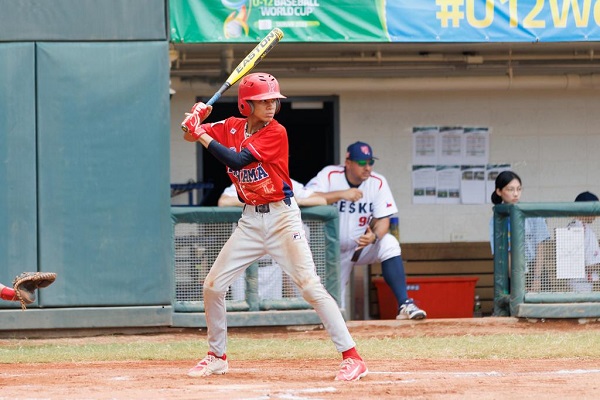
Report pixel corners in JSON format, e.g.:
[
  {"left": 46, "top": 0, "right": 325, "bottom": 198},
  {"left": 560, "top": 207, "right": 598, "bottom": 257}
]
[{"left": 306, "top": 165, "right": 398, "bottom": 252}]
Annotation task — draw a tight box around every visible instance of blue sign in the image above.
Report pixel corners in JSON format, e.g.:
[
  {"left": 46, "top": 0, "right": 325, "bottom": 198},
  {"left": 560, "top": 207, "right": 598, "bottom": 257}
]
[{"left": 386, "top": 0, "right": 600, "bottom": 42}]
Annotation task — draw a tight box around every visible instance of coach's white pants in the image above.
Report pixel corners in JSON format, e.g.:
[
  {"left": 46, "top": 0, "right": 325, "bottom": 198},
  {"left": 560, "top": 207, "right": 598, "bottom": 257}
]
[
  {"left": 203, "top": 198, "right": 356, "bottom": 356},
  {"left": 339, "top": 233, "right": 401, "bottom": 309}
]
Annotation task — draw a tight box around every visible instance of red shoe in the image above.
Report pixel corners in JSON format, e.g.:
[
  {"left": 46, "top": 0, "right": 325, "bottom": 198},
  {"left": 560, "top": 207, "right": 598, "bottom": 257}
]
[{"left": 334, "top": 358, "right": 368, "bottom": 381}]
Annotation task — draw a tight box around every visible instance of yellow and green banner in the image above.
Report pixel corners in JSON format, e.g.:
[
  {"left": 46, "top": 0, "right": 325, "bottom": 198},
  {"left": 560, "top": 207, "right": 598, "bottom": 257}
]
[{"left": 169, "top": 0, "right": 388, "bottom": 42}]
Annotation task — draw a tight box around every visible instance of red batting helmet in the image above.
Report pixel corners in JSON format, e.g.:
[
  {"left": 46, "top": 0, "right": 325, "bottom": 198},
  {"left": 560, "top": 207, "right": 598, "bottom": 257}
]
[{"left": 238, "top": 73, "right": 286, "bottom": 117}]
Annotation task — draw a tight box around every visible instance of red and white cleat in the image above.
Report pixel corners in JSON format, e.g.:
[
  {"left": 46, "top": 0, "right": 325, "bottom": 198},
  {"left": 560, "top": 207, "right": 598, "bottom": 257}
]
[
  {"left": 187, "top": 352, "right": 228, "bottom": 377},
  {"left": 334, "top": 358, "right": 368, "bottom": 381}
]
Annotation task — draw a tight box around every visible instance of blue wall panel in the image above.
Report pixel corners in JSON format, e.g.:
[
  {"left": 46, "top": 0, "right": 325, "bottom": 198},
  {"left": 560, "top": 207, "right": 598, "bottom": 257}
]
[
  {"left": 36, "top": 42, "right": 172, "bottom": 306},
  {"left": 0, "top": 0, "right": 167, "bottom": 41},
  {"left": 0, "top": 43, "right": 38, "bottom": 309}
]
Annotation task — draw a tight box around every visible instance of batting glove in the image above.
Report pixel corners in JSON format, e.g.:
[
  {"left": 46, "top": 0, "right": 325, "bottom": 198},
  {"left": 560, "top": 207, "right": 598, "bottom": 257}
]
[{"left": 181, "top": 102, "right": 212, "bottom": 138}]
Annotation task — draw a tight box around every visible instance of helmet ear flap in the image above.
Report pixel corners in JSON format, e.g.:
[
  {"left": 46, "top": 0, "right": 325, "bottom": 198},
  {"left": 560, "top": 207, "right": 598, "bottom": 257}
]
[
  {"left": 238, "top": 99, "right": 254, "bottom": 117},
  {"left": 245, "top": 100, "right": 254, "bottom": 116}
]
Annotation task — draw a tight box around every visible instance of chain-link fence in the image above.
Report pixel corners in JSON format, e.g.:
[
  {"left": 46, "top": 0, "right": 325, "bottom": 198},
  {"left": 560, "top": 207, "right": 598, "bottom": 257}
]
[
  {"left": 171, "top": 206, "right": 339, "bottom": 314},
  {"left": 493, "top": 202, "right": 600, "bottom": 318}
]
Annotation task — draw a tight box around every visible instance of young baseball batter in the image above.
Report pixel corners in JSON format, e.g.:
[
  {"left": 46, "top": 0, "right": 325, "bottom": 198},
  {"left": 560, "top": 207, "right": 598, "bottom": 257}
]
[
  {"left": 181, "top": 73, "right": 368, "bottom": 381},
  {"left": 306, "top": 142, "right": 427, "bottom": 320}
]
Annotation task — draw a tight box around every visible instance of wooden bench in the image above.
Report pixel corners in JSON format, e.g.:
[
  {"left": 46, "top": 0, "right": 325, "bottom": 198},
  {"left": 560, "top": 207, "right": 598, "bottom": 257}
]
[{"left": 369, "top": 242, "right": 494, "bottom": 318}]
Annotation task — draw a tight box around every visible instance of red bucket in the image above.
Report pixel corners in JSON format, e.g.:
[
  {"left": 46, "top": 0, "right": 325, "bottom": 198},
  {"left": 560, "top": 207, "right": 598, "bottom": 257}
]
[{"left": 373, "top": 276, "right": 479, "bottom": 319}]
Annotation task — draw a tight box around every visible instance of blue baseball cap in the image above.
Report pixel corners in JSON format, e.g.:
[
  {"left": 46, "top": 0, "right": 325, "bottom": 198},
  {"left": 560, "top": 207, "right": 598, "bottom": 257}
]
[
  {"left": 346, "top": 141, "right": 378, "bottom": 161},
  {"left": 575, "top": 191, "right": 599, "bottom": 202}
]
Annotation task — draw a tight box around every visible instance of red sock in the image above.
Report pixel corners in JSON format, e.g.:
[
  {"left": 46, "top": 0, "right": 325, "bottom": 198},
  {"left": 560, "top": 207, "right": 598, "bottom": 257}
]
[
  {"left": 1, "top": 287, "right": 17, "bottom": 301},
  {"left": 342, "top": 347, "right": 362, "bottom": 361},
  {"left": 208, "top": 351, "right": 226, "bottom": 360}
]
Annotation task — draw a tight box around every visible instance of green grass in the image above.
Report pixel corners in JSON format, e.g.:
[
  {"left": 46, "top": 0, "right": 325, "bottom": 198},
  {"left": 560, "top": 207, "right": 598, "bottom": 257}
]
[{"left": 1, "top": 332, "right": 600, "bottom": 364}]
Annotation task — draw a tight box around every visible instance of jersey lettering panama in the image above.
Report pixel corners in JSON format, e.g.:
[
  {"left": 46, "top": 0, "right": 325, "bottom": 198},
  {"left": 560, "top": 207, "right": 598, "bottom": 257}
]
[
  {"left": 202, "top": 118, "right": 292, "bottom": 205},
  {"left": 306, "top": 166, "right": 398, "bottom": 252},
  {"left": 227, "top": 164, "right": 269, "bottom": 183}
]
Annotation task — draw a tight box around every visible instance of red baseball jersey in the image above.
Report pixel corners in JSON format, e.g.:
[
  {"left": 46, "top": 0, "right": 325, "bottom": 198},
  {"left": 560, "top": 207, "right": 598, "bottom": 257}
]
[{"left": 201, "top": 117, "right": 292, "bottom": 205}]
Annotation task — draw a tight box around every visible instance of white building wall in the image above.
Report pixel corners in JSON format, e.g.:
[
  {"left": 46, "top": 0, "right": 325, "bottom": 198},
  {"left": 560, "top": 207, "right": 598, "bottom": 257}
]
[
  {"left": 169, "top": 77, "right": 600, "bottom": 243},
  {"left": 170, "top": 89, "right": 197, "bottom": 186}
]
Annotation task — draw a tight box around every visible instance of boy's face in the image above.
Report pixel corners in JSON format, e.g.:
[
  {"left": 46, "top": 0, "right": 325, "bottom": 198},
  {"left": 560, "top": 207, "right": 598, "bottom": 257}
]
[{"left": 251, "top": 99, "right": 278, "bottom": 121}]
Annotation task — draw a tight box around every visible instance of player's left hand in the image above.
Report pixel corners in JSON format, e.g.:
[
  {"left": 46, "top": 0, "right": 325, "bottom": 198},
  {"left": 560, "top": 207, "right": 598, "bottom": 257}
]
[{"left": 190, "top": 102, "right": 212, "bottom": 122}]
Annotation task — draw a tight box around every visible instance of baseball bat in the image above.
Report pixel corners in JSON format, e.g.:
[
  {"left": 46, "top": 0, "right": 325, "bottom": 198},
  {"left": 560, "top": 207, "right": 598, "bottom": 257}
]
[
  {"left": 181, "top": 28, "right": 284, "bottom": 133},
  {"left": 351, "top": 216, "right": 375, "bottom": 262}
]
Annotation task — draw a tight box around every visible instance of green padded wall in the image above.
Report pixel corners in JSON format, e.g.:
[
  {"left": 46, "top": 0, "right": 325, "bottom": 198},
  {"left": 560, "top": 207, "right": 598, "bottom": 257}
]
[
  {"left": 0, "top": 43, "right": 38, "bottom": 309},
  {"left": 36, "top": 42, "right": 172, "bottom": 306},
  {"left": 0, "top": 0, "right": 167, "bottom": 41}
]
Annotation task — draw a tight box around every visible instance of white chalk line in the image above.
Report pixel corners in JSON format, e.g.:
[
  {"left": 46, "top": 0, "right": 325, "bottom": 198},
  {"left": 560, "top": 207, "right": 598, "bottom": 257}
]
[
  {"left": 4, "top": 369, "right": 600, "bottom": 400},
  {"left": 186, "top": 369, "right": 600, "bottom": 400},
  {"left": 212, "top": 386, "right": 338, "bottom": 400},
  {"left": 218, "top": 369, "right": 600, "bottom": 399},
  {"left": 368, "top": 368, "right": 600, "bottom": 378}
]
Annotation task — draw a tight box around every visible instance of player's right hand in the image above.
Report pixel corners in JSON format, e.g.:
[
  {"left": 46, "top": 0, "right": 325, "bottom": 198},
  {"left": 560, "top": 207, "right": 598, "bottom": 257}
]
[
  {"left": 343, "top": 188, "right": 363, "bottom": 202},
  {"left": 181, "top": 102, "right": 212, "bottom": 135}
]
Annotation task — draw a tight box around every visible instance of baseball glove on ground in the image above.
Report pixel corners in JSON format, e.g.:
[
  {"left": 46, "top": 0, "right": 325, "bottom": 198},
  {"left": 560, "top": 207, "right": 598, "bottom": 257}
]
[{"left": 13, "top": 272, "right": 57, "bottom": 310}]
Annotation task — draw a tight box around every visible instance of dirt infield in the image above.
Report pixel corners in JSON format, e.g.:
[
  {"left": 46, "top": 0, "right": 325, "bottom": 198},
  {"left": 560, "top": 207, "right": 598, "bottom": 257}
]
[{"left": 1, "top": 318, "right": 600, "bottom": 400}]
